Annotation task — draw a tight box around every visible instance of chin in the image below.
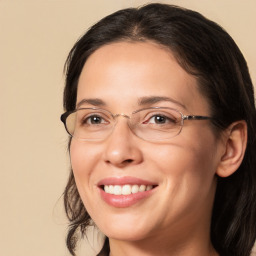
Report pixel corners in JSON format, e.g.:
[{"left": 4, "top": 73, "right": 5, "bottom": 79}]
[
  {"left": 98, "top": 217, "right": 152, "bottom": 242},
  {"left": 105, "top": 229, "right": 149, "bottom": 242}
]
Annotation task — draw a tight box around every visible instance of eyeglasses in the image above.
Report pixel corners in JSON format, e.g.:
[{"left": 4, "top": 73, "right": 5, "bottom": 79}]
[{"left": 60, "top": 107, "right": 212, "bottom": 142}]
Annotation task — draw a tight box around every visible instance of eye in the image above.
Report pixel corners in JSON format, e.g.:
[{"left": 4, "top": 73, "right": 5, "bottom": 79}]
[
  {"left": 82, "top": 114, "right": 108, "bottom": 125},
  {"left": 144, "top": 114, "right": 176, "bottom": 125},
  {"left": 149, "top": 115, "right": 169, "bottom": 124}
]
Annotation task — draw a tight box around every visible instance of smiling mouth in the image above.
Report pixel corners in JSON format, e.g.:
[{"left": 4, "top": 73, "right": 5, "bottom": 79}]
[{"left": 101, "top": 184, "right": 157, "bottom": 195}]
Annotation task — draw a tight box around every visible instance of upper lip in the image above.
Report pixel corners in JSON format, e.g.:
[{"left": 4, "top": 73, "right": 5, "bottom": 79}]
[{"left": 97, "top": 176, "right": 158, "bottom": 186}]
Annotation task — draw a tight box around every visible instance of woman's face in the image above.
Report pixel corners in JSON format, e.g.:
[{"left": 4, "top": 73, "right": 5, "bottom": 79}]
[{"left": 70, "top": 41, "right": 224, "bottom": 242}]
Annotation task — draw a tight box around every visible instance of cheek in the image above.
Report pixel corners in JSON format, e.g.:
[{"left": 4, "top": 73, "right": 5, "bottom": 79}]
[
  {"left": 69, "top": 140, "right": 103, "bottom": 216},
  {"left": 70, "top": 140, "right": 101, "bottom": 188},
  {"left": 151, "top": 130, "right": 219, "bottom": 190},
  {"left": 70, "top": 141, "right": 86, "bottom": 177}
]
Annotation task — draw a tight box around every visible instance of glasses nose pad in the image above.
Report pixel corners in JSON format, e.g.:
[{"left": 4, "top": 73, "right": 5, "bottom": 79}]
[{"left": 126, "top": 115, "right": 142, "bottom": 139}]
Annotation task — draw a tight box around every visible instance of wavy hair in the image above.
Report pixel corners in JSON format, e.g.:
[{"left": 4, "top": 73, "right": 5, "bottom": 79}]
[{"left": 62, "top": 3, "right": 256, "bottom": 256}]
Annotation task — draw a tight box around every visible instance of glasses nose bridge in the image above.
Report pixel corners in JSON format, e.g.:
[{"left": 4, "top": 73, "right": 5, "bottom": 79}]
[
  {"left": 113, "top": 113, "right": 131, "bottom": 119},
  {"left": 112, "top": 113, "right": 133, "bottom": 131},
  {"left": 113, "top": 113, "right": 131, "bottom": 121}
]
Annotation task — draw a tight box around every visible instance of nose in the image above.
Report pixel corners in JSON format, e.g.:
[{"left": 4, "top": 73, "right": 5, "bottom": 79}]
[{"left": 103, "top": 117, "right": 143, "bottom": 168}]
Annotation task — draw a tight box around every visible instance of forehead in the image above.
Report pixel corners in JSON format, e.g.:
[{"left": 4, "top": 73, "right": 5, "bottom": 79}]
[{"left": 77, "top": 41, "right": 210, "bottom": 114}]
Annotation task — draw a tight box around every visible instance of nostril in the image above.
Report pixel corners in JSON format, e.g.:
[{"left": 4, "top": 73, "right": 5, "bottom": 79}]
[
  {"left": 125, "top": 159, "right": 133, "bottom": 163},
  {"left": 105, "top": 158, "right": 133, "bottom": 165}
]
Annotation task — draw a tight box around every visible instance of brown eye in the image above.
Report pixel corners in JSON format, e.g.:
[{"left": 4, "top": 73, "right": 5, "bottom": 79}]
[
  {"left": 152, "top": 115, "right": 168, "bottom": 124},
  {"left": 146, "top": 114, "right": 176, "bottom": 124},
  {"left": 83, "top": 115, "right": 108, "bottom": 125},
  {"left": 88, "top": 116, "right": 103, "bottom": 124}
]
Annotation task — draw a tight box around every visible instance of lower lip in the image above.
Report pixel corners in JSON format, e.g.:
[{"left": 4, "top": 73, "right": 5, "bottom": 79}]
[{"left": 99, "top": 188, "right": 155, "bottom": 208}]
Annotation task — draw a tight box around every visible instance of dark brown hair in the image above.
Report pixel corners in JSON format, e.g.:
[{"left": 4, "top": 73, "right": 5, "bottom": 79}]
[{"left": 62, "top": 3, "right": 256, "bottom": 256}]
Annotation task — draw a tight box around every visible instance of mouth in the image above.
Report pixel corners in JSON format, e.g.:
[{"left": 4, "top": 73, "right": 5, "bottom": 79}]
[
  {"left": 97, "top": 176, "right": 158, "bottom": 208},
  {"left": 100, "top": 184, "right": 157, "bottom": 195}
]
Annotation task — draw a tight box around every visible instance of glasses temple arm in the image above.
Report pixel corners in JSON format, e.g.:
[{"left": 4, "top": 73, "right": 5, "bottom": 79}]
[{"left": 183, "top": 115, "right": 212, "bottom": 120}]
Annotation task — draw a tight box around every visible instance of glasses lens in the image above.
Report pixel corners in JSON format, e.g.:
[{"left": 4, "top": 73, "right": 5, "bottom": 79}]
[
  {"left": 65, "top": 108, "right": 113, "bottom": 140},
  {"left": 130, "top": 108, "right": 182, "bottom": 141}
]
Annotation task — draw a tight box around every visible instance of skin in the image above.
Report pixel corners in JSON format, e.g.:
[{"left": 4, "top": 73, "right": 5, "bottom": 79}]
[{"left": 70, "top": 41, "right": 225, "bottom": 256}]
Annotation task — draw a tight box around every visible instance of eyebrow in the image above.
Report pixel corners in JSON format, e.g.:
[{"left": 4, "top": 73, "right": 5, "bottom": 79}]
[
  {"left": 76, "top": 98, "right": 106, "bottom": 108},
  {"left": 138, "top": 96, "right": 187, "bottom": 110},
  {"left": 76, "top": 96, "right": 186, "bottom": 110}
]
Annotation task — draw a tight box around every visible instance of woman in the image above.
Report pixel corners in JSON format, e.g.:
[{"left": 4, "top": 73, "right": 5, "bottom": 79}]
[{"left": 61, "top": 3, "right": 256, "bottom": 256}]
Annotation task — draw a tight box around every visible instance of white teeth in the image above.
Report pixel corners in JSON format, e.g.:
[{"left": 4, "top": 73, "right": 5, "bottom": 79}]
[
  {"left": 104, "top": 185, "right": 109, "bottom": 193},
  {"left": 113, "top": 185, "right": 122, "bottom": 195},
  {"left": 139, "top": 185, "right": 146, "bottom": 192},
  {"left": 146, "top": 185, "right": 153, "bottom": 191},
  {"left": 109, "top": 185, "right": 114, "bottom": 194},
  {"left": 122, "top": 185, "right": 131, "bottom": 195},
  {"left": 103, "top": 184, "right": 154, "bottom": 195},
  {"left": 131, "top": 184, "right": 139, "bottom": 194}
]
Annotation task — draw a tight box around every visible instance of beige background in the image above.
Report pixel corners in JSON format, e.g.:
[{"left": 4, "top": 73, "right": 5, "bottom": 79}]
[{"left": 1, "top": 1, "right": 255, "bottom": 256}]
